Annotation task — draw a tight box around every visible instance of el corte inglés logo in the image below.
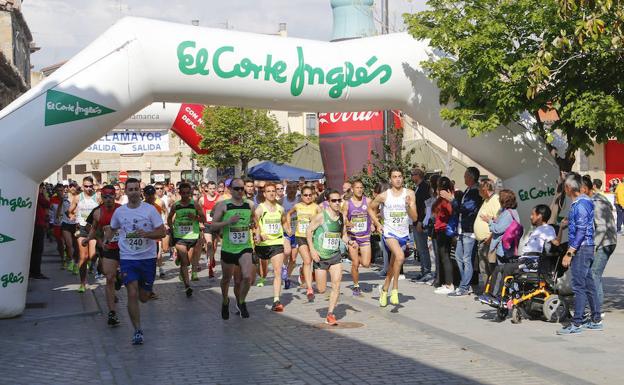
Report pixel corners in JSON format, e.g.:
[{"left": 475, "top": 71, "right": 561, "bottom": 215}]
[{"left": 45, "top": 90, "right": 116, "bottom": 126}]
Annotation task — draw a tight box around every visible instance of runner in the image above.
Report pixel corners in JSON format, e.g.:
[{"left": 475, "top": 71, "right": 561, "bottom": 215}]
[
  {"left": 199, "top": 181, "right": 220, "bottom": 278},
  {"left": 276, "top": 182, "right": 285, "bottom": 202},
  {"left": 254, "top": 183, "right": 288, "bottom": 311},
  {"left": 115, "top": 183, "right": 128, "bottom": 205},
  {"left": 71, "top": 176, "right": 100, "bottom": 293},
  {"left": 281, "top": 182, "right": 299, "bottom": 289},
  {"left": 307, "top": 189, "right": 352, "bottom": 325},
  {"left": 82, "top": 185, "right": 122, "bottom": 326},
  {"left": 286, "top": 185, "right": 321, "bottom": 301},
  {"left": 60, "top": 181, "right": 79, "bottom": 275},
  {"left": 106, "top": 178, "right": 166, "bottom": 345},
  {"left": 244, "top": 178, "right": 256, "bottom": 202},
  {"left": 49, "top": 183, "right": 66, "bottom": 268},
  {"left": 342, "top": 179, "right": 373, "bottom": 296},
  {"left": 153, "top": 182, "right": 169, "bottom": 278},
  {"left": 210, "top": 178, "right": 256, "bottom": 319},
  {"left": 368, "top": 167, "right": 418, "bottom": 307},
  {"left": 167, "top": 182, "right": 205, "bottom": 297}
]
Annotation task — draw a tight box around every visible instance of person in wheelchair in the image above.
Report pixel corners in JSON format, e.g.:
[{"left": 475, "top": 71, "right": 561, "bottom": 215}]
[{"left": 479, "top": 204, "right": 556, "bottom": 307}]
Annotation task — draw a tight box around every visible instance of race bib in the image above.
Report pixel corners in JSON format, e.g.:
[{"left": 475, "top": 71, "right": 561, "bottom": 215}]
[
  {"left": 125, "top": 234, "right": 148, "bottom": 252},
  {"left": 229, "top": 230, "right": 249, "bottom": 245},
  {"left": 178, "top": 225, "right": 193, "bottom": 235},
  {"left": 263, "top": 222, "right": 282, "bottom": 235},
  {"left": 389, "top": 211, "right": 408, "bottom": 226},
  {"left": 111, "top": 232, "right": 120, "bottom": 243},
  {"left": 205, "top": 212, "right": 213, "bottom": 222},
  {"left": 322, "top": 232, "right": 341, "bottom": 251},
  {"left": 351, "top": 217, "right": 368, "bottom": 233},
  {"left": 297, "top": 220, "right": 310, "bottom": 234}
]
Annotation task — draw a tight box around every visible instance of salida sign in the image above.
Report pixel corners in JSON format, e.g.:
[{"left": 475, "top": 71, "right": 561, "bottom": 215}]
[
  {"left": 177, "top": 41, "right": 392, "bottom": 99},
  {"left": 86, "top": 131, "right": 169, "bottom": 153}
]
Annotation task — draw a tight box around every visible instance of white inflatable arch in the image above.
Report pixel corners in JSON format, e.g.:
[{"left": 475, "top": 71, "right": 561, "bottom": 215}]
[{"left": 0, "top": 17, "right": 557, "bottom": 318}]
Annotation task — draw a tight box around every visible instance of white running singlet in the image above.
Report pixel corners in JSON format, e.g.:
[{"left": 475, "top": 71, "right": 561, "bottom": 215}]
[{"left": 382, "top": 188, "right": 409, "bottom": 238}]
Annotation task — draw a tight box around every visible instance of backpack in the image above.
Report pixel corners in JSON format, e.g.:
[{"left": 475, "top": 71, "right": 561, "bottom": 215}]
[{"left": 501, "top": 210, "right": 523, "bottom": 256}]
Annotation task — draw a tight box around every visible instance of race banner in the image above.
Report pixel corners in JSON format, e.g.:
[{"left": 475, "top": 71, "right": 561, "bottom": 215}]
[{"left": 85, "top": 130, "right": 169, "bottom": 153}]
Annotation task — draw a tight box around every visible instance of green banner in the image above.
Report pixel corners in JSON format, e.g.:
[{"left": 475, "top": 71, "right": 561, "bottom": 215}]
[
  {"left": 0, "top": 233, "right": 15, "bottom": 244},
  {"left": 45, "top": 90, "right": 115, "bottom": 126}
]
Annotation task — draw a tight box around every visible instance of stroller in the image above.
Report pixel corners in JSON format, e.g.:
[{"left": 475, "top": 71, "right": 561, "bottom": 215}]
[{"left": 492, "top": 241, "right": 573, "bottom": 323}]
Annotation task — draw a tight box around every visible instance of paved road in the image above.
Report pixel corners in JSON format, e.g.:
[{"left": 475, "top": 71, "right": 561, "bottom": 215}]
[{"left": 2, "top": 239, "right": 623, "bottom": 385}]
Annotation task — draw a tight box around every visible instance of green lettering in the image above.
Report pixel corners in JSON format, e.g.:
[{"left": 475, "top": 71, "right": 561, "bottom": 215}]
[
  {"left": 239, "top": 58, "right": 263, "bottom": 80},
  {"left": 326, "top": 67, "right": 347, "bottom": 99},
  {"left": 177, "top": 41, "right": 209, "bottom": 76},
  {"left": 290, "top": 46, "right": 306, "bottom": 96},
  {"left": 213, "top": 46, "right": 237, "bottom": 78},
  {"left": 304, "top": 64, "right": 324, "bottom": 85},
  {"left": 263, "top": 55, "right": 287, "bottom": 83}
]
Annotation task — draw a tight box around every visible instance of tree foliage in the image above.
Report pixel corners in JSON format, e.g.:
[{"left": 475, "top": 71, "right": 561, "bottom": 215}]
[
  {"left": 405, "top": 0, "right": 624, "bottom": 172},
  {"left": 196, "top": 107, "right": 298, "bottom": 175}
]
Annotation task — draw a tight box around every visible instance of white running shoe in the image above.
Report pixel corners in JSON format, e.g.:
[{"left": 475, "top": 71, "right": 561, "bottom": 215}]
[{"left": 434, "top": 285, "right": 454, "bottom": 295}]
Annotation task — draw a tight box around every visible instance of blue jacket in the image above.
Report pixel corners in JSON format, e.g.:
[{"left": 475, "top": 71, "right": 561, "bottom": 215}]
[
  {"left": 458, "top": 185, "right": 482, "bottom": 234},
  {"left": 568, "top": 194, "right": 594, "bottom": 250},
  {"left": 488, "top": 208, "right": 520, "bottom": 258}
]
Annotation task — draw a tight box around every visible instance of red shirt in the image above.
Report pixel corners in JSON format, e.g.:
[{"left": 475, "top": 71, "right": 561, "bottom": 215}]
[
  {"left": 432, "top": 197, "right": 452, "bottom": 232},
  {"left": 35, "top": 192, "right": 50, "bottom": 227}
]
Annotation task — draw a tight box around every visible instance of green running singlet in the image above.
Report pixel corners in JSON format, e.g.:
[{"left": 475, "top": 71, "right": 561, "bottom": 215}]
[
  {"left": 172, "top": 200, "right": 200, "bottom": 240},
  {"left": 312, "top": 210, "right": 343, "bottom": 260},
  {"left": 221, "top": 199, "right": 253, "bottom": 254}
]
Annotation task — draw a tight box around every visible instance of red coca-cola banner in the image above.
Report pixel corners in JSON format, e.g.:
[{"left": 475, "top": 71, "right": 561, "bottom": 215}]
[
  {"left": 605, "top": 140, "right": 624, "bottom": 190},
  {"left": 171, "top": 104, "right": 208, "bottom": 154},
  {"left": 319, "top": 111, "right": 401, "bottom": 189}
]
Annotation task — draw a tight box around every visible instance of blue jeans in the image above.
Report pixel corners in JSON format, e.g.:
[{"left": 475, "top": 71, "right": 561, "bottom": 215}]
[
  {"left": 413, "top": 225, "right": 432, "bottom": 275},
  {"left": 571, "top": 246, "right": 600, "bottom": 326},
  {"left": 455, "top": 234, "right": 476, "bottom": 291},
  {"left": 617, "top": 204, "right": 624, "bottom": 233},
  {"left": 592, "top": 245, "right": 615, "bottom": 308}
]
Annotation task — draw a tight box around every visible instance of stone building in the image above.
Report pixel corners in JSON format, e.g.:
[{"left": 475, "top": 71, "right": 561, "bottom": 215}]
[{"left": 0, "top": 0, "right": 38, "bottom": 108}]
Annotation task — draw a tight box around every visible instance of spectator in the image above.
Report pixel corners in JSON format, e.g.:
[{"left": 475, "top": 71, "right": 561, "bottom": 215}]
[
  {"left": 30, "top": 183, "right": 50, "bottom": 279},
  {"left": 443, "top": 167, "right": 483, "bottom": 297},
  {"left": 615, "top": 177, "right": 624, "bottom": 235},
  {"left": 557, "top": 173, "right": 600, "bottom": 335},
  {"left": 483, "top": 189, "right": 521, "bottom": 262},
  {"left": 592, "top": 178, "right": 604, "bottom": 195},
  {"left": 410, "top": 168, "right": 432, "bottom": 282},
  {"left": 473, "top": 179, "right": 500, "bottom": 291},
  {"left": 432, "top": 177, "right": 455, "bottom": 295},
  {"left": 582, "top": 176, "right": 617, "bottom": 312}
]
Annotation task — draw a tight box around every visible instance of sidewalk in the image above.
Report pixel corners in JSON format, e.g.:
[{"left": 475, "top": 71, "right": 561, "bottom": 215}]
[{"left": 1, "top": 238, "right": 622, "bottom": 385}]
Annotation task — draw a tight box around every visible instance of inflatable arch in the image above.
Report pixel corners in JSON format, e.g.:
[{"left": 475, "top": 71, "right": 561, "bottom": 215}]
[{"left": 0, "top": 17, "right": 558, "bottom": 318}]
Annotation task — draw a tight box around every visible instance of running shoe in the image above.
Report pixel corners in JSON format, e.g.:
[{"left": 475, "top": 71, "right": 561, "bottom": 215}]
[
  {"left": 326, "top": 313, "right": 338, "bottom": 326},
  {"left": 208, "top": 267, "right": 215, "bottom": 278},
  {"left": 434, "top": 285, "right": 454, "bottom": 295},
  {"left": 77, "top": 284, "right": 86, "bottom": 293},
  {"left": 352, "top": 286, "right": 361, "bottom": 296},
  {"left": 448, "top": 288, "right": 470, "bottom": 297},
  {"left": 107, "top": 311, "right": 120, "bottom": 327},
  {"left": 556, "top": 324, "right": 582, "bottom": 335},
  {"left": 379, "top": 289, "right": 388, "bottom": 307},
  {"left": 191, "top": 272, "right": 199, "bottom": 281},
  {"left": 256, "top": 277, "right": 265, "bottom": 287},
  {"left": 581, "top": 321, "right": 604, "bottom": 331},
  {"left": 131, "top": 329, "right": 144, "bottom": 345},
  {"left": 284, "top": 278, "right": 291, "bottom": 290},
  {"left": 390, "top": 289, "right": 399, "bottom": 305},
  {"left": 159, "top": 268, "right": 166, "bottom": 279},
  {"left": 271, "top": 301, "right": 284, "bottom": 312},
  {"left": 236, "top": 302, "right": 250, "bottom": 318},
  {"left": 149, "top": 292, "right": 159, "bottom": 300},
  {"left": 281, "top": 265, "right": 288, "bottom": 280},
  {"left": 306, "top": 289, "right": 315, "bottom": 302},
  {"left": 185, "top": 286, "right": 193, "bottom": 298},
  {"left": 222, "top": 301, "right": 229, "bottom": 320}
]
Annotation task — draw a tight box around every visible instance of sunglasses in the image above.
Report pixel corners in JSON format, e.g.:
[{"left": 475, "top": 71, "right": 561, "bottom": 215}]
[
  {"left": 232, "top": 186, "right": 244, "bottom": 192},
  {"left": 155, "top": 187, "right": 163, "bottom": 190},
  {"left": 83, "top": 184, "right": 93, "bottom": 188},
  {"left": 330, "top": 199, "right": 342, "bottom": 203}
]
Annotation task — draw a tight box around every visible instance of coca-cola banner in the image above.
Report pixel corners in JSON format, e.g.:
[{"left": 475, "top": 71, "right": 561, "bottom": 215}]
[{"left": 319, "top": 111, "right": 401, "bottom": 189}]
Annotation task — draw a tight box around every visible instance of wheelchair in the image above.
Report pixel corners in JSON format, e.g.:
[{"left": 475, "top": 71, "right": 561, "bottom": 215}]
[{"left": 493, "top": 241, "right": 573, "bottom": 324}]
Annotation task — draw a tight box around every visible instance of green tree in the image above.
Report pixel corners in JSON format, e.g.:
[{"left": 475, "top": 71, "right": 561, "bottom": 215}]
[
  {"left": 197, "top": 107, "right": 298, "bottom": 175},
  {"left": 405, "top": 0, "right": 624, "bottom": 172}
]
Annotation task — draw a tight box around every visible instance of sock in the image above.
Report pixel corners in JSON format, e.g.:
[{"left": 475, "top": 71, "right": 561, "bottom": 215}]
[
  {"left": 273, "top": 296, "right": 279, "bottom": 303},
  {"left": 238, "top": 296, "right": 246, "bottom": 304}
]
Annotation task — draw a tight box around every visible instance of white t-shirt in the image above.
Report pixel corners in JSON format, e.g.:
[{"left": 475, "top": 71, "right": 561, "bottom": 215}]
[
  {"left": 110, "top": 202, "right": 163, "bottom": 260},
  {"left": 518, "top": 224, "right": 556, "bottom": 271}
]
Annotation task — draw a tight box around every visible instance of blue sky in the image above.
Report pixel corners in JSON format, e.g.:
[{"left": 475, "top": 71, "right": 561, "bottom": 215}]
[{"left": 23, "top": 0, "right": 425, "bottom": 70}]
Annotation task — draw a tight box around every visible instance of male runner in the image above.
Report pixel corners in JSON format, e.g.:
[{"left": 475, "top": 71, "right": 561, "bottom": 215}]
[
  {"left": 276, "top": 182, "right": 285, "bottom": 202},
  {"left": 286, "top": 186, "right": 321, "bottom": 301},
  {"left": 210, "top": 178, "right": 256, "bottom": 319},
  {"left": 244, "top": 178, "right": 256, "bottom": 202},
  {"left": 71, "top": 176, "right": 99, "bottom": 292},
  {"left": 199, "top": 181, "right": 220, "bottom": 278},
  {"left": 368, "top": 167, "right": 418, "bottom": 307},
  {"left": 280, "top": 182, "right": 299, "bottom": 289},
  {"left": 153, "top": 182, "right": 169, "bottom": 278},
  {"left": 107, "top": 178, "right": 166, "bottom": 345},
  {"left": 254, "top": 183, "right": 288, "bottom": 311},
  {"left": 83, "top": 185, "right": 122, "bottom": 326},
  {"left": 342, "top": 179, "right": 373, "bottom": 296},
  {"left": 167, "top": 182, "right": 204, "bottom": 297},
  {"left": 60, "top": 182, "right": 79, "bottom": 274},
  {"left": 307, "top": 189, "right": 352, "bottom": 325},
  {"left": 49, "top": 183, "right": 66, "bottom": 267}
]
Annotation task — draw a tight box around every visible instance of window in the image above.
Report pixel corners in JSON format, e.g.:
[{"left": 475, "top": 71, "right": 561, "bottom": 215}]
[
  {"left": 74, "top": 164, "right": 87, "bottom": 174},
  {"left": 305, "top": 113, "right": 317, "bottom": 136},
  {"left": 181, "top": 170, "right": 202, "bottom": 183},
  {"left": 62, "top": 165, "right": 71, "bottom": 180}
]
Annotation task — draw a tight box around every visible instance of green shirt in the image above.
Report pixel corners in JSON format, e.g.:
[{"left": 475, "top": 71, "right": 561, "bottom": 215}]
[
  {"left": 172, "top": 200, "right": 200, "bottom": 240},
  {"left": 312, "top": 210, "right": 343, "bottom": 259},
  {"left": 221, "top": 199, "right": 253, "bottom": 253}
]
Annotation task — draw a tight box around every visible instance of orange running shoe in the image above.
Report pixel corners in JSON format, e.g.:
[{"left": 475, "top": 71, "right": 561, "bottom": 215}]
[
  {"left": 271, "top": 301, "right": 284, "bottom": 312},
  {"left": 326, "top": 313, "right": 338, "bottom": 326}
]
